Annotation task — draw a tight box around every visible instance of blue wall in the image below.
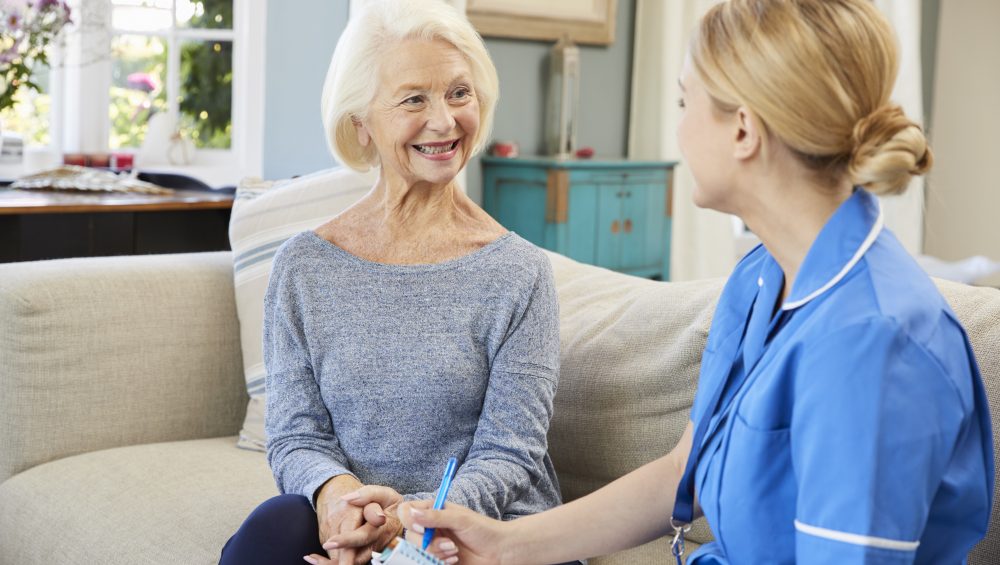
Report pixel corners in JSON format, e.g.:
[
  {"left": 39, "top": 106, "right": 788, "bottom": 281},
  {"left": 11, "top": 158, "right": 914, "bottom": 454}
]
[
  {"left": 262, "top": 0, "right": 346, "bottom": 180},
  {"left": 261, "top": 0, "right": 636, "bottom": 202}
]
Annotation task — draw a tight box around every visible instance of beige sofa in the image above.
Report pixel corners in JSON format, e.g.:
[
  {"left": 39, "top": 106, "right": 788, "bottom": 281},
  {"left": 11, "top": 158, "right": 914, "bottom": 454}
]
[{"left": 1, "top": 250, "right": 998, "bottom": 564}]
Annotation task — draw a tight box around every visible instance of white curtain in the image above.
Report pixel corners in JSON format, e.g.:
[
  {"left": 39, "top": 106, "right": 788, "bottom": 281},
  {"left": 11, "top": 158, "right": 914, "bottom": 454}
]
[
  {"left": 873, "top": 0, "right": 925, "bottom": 256},
  {"left": 629, "top": 0, "right": 926, "bottom": 281},
  {"left": 628, "top": 0, "right": 730, "bottom": 282}
]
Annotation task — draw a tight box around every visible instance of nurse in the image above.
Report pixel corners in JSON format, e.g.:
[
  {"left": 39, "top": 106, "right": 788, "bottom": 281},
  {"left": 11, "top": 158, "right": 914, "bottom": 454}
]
[{"left": 328, "top": 0, "right": 994, "bottom": 563}]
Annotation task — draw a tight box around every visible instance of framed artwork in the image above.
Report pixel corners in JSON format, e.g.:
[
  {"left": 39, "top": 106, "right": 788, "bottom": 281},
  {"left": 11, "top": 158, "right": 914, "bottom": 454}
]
[{"left": 466, "top": 0, "right": 616, "bottom": 45}]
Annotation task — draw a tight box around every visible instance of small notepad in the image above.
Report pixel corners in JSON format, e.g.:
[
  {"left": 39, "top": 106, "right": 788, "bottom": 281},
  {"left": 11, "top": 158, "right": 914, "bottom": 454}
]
[{"left": 371, "top": 537, "right": 445, "bottom": 565}]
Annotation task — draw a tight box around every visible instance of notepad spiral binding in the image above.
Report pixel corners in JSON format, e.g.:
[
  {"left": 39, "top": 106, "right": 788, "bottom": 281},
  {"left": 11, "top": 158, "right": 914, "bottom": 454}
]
[{"left": 371, "top": 537, "right": 445, "bottom": 565}]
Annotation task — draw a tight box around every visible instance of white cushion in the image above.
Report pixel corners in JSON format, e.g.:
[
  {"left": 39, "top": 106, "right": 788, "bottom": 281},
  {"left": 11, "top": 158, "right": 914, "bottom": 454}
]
[{"left": 229, "top": 167, "right": 376, "bottom": 450}]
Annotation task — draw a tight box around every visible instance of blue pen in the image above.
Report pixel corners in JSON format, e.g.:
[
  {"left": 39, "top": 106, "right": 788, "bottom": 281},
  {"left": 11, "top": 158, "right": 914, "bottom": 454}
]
[{"left": 422, "top": 456, "right": 458, "bottom": 550}]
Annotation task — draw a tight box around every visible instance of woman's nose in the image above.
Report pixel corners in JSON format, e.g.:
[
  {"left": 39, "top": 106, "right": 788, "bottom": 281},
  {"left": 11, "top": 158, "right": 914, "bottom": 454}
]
[{"left": 426, "top": 100, "right": 457, "bottom": 132}]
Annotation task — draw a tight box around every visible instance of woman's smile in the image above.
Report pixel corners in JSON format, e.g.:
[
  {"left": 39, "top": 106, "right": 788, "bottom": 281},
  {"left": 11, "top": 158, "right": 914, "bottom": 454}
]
[{"left": 412, "top": 138, "right": 461, "bottom": 159}]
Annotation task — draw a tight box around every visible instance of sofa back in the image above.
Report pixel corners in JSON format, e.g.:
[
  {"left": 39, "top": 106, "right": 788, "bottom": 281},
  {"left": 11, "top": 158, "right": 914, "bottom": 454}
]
[
  {"left": 545, "top": 252, "right": 1000, "bottom": 565},
  {"left": 0, "top": 252, "right": 247, "bottom": 485}
]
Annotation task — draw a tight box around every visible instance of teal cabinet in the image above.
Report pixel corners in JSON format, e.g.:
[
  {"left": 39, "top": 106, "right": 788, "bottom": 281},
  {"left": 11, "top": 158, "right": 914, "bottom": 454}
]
[{"left": 482, "top": 156, "right": 676, "bottom": 279}]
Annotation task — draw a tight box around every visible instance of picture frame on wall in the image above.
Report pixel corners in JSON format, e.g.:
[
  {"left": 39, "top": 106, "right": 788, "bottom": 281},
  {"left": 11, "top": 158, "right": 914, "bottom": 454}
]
[{"left": 466, "top": 0, "right": 616, "bottom": 45}]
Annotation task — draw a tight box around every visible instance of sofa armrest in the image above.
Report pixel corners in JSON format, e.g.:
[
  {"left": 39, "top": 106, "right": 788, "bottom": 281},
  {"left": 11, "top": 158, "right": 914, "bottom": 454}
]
[{"left": 0, "top": 252, "right": 246, "bottom": 484}]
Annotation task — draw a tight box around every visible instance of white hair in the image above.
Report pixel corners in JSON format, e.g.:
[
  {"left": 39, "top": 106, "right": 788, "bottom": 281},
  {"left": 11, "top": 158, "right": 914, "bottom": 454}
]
[{"left": 321, "top": 0, "right": 499, "bottom": 171}]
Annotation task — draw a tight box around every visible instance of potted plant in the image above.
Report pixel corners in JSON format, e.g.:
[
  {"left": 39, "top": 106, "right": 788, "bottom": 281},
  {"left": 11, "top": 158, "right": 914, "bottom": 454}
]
[{"left": 0, "top": 0, "right": 72, "bottom": 151}]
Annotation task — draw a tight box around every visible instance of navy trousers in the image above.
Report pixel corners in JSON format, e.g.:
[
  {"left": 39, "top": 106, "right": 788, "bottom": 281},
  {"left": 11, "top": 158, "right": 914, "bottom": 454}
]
[
  {"left": 220, "top": 493, "right": 584, "bottom": 565},
  {"left": 220, "top": 494, "right": 325, "bottom": 565}
]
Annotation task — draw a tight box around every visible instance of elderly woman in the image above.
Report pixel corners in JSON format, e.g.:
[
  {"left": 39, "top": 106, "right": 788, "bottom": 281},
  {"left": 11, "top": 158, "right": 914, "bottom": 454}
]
[{"left": 219, "top": 1, "right": 563, "bottom": 564}]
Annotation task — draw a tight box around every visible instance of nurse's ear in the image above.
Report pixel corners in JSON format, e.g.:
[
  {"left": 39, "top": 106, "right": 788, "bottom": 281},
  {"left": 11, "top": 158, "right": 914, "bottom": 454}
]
[{"left": 732, "top": 106, "right": 763, "bottom": 162}]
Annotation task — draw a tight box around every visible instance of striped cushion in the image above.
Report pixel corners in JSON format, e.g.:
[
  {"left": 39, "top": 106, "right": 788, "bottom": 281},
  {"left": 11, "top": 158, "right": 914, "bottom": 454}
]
[{"left": 229, "top": 167, "right": 376, "bottom": 451}]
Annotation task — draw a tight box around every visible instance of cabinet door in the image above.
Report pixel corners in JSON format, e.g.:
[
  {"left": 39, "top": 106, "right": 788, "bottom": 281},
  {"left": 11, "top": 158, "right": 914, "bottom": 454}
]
[
  {"left": 484, "top": 168, "right": 548, "bottom": 246},
  {"left": 594, "top": 184, "right": 624, "bottom": 271},
  {"left": 565, "top": 182, "right": 600, "bottom": 265},
  {"left": 620, "top": 182, "right": 667, "bottom": 273}
]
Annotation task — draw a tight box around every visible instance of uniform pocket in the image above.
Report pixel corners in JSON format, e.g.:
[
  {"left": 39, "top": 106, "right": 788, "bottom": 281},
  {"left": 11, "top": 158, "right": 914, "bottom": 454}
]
[{"left": 715, "top": 413, "right": 796, "bottom": 564}]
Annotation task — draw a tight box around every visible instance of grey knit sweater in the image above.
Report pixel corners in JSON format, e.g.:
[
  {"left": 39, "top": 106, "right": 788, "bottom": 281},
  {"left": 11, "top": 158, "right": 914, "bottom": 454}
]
[{"left": 263, "top": 230, "right": 563, "bottom": 520}]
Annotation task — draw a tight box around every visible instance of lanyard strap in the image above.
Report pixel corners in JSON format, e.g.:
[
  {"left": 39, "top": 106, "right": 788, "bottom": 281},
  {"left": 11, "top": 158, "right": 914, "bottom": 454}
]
[{"left": 670, "top": 326, "right": 754, "bottom": 561}]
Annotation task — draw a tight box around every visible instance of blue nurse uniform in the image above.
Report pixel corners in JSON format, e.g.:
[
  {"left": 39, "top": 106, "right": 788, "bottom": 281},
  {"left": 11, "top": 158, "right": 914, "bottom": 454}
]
[{"left": 686, "top": 189, "right": 993, "bottom": 564}]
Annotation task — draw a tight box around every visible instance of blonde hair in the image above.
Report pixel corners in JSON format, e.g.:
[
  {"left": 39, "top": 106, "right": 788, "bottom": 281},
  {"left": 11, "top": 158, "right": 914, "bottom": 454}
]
[
  {"left": 691, "top": 0, "right": 932, "bottom": 195},
  {"left": 320, "top": 0, "right": 499, "bottom": 172}
]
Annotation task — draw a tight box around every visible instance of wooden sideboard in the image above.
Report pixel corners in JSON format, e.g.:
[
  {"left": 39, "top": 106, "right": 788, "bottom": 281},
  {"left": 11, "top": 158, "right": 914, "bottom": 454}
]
[
  {"left": 0, "top": 187, "right": 233, "bottom": 263},
  {"left": 482, "top": 156, "right": 677, "bottom": 279}
]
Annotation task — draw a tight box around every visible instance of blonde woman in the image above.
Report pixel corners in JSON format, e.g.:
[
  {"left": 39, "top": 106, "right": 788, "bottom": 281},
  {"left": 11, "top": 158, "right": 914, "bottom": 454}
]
[
  {"left": 336, "top": 1, "right": 993, "bottom": 563},
  {"left": 220, "top": 1, "right": 568, "bottom": 564}
]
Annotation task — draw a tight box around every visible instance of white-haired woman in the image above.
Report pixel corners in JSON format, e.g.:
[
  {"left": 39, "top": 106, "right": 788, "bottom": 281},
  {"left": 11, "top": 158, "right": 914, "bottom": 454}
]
[
  {"left": 220, "top": 2, "right": 566, "bottom": 564},
  {"left": 339, "top": 1, "right": 994, "bottom": 564}
]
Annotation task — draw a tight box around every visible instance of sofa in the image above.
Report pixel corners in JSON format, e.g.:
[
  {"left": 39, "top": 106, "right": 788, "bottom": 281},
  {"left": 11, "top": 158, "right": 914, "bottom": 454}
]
[{"left": 1, "top": 249, "right": 998, "bottom": 564}]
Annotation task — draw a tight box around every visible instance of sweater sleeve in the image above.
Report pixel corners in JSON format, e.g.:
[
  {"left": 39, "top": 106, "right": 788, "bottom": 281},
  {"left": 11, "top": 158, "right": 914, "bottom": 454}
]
[
  {"left": 264, "top": 250, "right": 356, "bottom": 506},
  {"left": 402, "top": 254, "right": 560, "bottom": 518}
]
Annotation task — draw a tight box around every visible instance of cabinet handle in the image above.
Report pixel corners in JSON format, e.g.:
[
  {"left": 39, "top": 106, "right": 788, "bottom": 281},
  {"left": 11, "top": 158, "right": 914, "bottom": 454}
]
[
  {"left": 611, "top": 220, "right": 620, "bottom": 234},
  {"left": 625, "top": 191, "right": 632, "bottom": 198},
  {"left": 623, "top": 219, "right": 633, "bottom": 233},
  {"left": 616, "top": 190, "right": 624, "bottom": 198}
]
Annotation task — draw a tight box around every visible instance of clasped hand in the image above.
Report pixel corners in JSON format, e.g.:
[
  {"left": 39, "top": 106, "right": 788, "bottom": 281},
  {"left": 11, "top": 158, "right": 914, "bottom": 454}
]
[
  {"left": 305, "top": 477, "right": 407, "bottom": 565},
  {"left": 310, "top": 484, "right": 463, "bottom": 565}
]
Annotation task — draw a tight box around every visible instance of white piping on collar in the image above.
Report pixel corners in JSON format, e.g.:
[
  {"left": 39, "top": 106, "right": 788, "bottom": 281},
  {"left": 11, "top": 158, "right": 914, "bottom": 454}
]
[
  {"left": 794, "top": 520, "right": 920, "bottom": 551},
  {"left": 781, "top": 201, "right": 884, "bottom": 311}
]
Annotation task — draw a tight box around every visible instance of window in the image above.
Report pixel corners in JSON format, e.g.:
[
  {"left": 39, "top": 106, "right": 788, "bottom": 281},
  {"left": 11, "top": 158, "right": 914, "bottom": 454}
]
[
  {"left": 110, "top": 0, "right": 233, "bottom": 150},
  {"left": 0, "top": 0, "right": 264, "bottom": 185}
]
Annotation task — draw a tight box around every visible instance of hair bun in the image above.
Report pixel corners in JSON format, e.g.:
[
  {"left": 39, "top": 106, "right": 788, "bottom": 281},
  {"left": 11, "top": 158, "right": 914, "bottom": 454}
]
[{"left": 848, "top": 104, "right": 932, "bottom": 195}]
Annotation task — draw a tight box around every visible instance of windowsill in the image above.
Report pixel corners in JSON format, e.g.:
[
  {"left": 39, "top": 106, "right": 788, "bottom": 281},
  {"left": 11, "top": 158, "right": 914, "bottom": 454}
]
[{"left": 0, "top": 161, "right": 249, "bottom": 188}]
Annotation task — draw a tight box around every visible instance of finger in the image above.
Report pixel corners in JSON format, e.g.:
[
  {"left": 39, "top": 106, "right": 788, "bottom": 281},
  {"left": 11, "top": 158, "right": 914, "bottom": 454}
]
[
  {"left": 337, "top": 546, "right": 356, "bottom": 565},
  {"left": 421, "top": 537, "right": 458, "bottom": 559},
  {"left": 303, "top": 554, "right": 333, "bottom": 565},
  {"left": 325, "top": 523, "right": 379, "bottom": 550},
  {"left": 397, "top": 500, "right": 436, "bottom": 529},
  {"left": 408, "top": 504, "right": 480, "bottom": 535},
  {"left": 341, "top": 485, "right": 401, "bottom": 508},
  {"left": 363, "top": 502, "right": 386, "bottom": 526},
  {"left": 353, "top": 548, "right": 373, "bottom": 565},
  {"left": 429, "top": 537, "right": 459, "bottom": 559}
]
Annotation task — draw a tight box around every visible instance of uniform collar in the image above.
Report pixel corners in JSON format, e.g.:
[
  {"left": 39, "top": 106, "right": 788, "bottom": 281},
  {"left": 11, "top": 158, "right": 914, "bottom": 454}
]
[{"left": 779, "top": 188, "right": 884, "bottom": 311}]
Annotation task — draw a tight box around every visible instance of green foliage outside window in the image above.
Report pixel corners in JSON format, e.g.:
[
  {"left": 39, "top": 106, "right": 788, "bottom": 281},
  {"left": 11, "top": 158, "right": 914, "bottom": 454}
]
[{"left": 179, "top": 0, "right": 232, "bottom": 149}]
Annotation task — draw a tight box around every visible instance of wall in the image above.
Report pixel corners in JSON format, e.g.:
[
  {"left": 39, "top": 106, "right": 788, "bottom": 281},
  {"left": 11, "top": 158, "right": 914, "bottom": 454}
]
[
  {"left": 261, "top": 0, "right": 637, "bottom": 204},
  {"left": 923, "top": 0, "right": 1000, "bottom": 268},
  {"left": 466, "top": 0, "right": 636, "bottom": 203},
  {"left": 261, "top": 0, "right": 346, "bottom": 180}
]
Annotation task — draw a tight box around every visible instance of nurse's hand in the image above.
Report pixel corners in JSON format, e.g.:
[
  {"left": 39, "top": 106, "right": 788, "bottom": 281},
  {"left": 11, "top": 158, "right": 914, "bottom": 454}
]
[{"left": 398, "top": 499, "right": 513, "bottom": 565}]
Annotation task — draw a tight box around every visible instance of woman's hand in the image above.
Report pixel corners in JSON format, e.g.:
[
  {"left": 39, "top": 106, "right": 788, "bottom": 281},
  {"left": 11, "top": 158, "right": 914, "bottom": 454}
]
[
  {"left": 333, "top": 486, "right": 406, "bottom": 553},
  {"left": 324, "top": 486, "right": 463, "bottom": 563},
  {"left": 314, "top": 475, "right": 382, "bottom": 565},
  {"left": 312, "top": 483, "right": 424, "bottom": 565},
  {"left": 397, "top": 499, "right": 513, "bottom": 565}
]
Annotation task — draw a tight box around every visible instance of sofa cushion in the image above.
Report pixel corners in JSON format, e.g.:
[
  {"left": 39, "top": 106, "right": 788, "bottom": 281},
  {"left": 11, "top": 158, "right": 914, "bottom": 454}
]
[
  {"left": 545, "top": 251, "right": 724, "bottom": 562},
  {"left": 229, "top": 168, "right": 375, "bottom": 451},
  {"left": 0, "top": 436, "right": 277, "bottom": 565}
]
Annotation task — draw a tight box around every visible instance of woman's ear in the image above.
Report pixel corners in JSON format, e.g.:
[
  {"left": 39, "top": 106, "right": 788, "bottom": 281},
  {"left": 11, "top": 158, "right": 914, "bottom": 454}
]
[
  {"left": 353, "top": 116, "right": 371, "bottom": 148},
  {"left": 733, "top": 107, "right": 762, "bottom": 161}
]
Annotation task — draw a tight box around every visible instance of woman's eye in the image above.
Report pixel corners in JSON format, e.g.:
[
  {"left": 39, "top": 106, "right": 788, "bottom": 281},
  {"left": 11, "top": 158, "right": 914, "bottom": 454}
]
[
  {"left": 403, "top": 95, "right": 423, "bottom": 105},
  {"left": 452, "top": 87, "right": 471, "bottom": 99}
]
